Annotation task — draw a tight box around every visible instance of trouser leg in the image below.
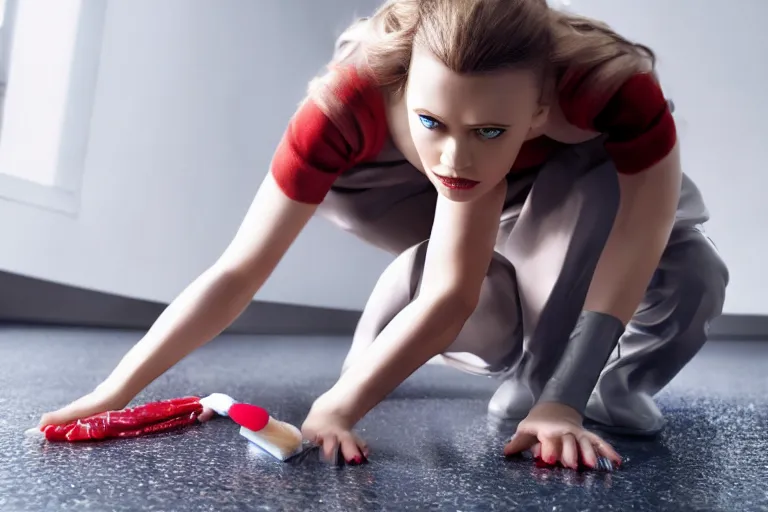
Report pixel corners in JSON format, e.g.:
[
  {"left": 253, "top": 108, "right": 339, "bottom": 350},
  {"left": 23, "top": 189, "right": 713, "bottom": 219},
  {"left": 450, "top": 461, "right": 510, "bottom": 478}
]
[
  {"left": 319, "top": 160, "right": 526, "bottom": 376},
  {"left": 324, "top": 140, "right": 620, "bottom": 406},
  {"left": 487, "top": 141, "right": 621, "bottom": 423},
  {"left": 319, "top": 178, "right": 437, "bottom": 255},
  {"left": 320, "top": 140, "right": 726, "bottom": 438},
  {"left": 490, "top": 164, "right": 727, "bottom": 435},
  {"left": 342, "top": 240, "right": 523, "bottom": 375},
  {"left": 321, "top": 164, "right": 522, "bottom": 374},
  {"left": 583, "top": 225, "right": 729, "bottom": 435},
  {"left": 317, "top": 164, "right": 441, "bottom": 371}
]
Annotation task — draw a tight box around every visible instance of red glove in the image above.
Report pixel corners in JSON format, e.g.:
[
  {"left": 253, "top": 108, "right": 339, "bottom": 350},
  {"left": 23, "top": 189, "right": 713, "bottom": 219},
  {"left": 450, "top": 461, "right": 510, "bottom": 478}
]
[{"left": 39, "top": 396, "right": 203, "bottom": 442}]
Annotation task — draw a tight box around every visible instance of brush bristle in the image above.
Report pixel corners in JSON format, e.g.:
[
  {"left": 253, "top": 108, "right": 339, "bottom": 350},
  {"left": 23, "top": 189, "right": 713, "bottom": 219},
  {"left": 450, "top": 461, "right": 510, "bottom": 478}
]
[{"left": 239, "top": 418, "right": 303, "bottom": 461}]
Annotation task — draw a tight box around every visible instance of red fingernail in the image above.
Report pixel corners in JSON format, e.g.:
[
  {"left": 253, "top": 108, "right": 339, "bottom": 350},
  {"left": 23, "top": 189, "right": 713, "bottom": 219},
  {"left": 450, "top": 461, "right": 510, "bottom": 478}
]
[{"left": 354, "top": 456, "right": 362, "bottom": 464}]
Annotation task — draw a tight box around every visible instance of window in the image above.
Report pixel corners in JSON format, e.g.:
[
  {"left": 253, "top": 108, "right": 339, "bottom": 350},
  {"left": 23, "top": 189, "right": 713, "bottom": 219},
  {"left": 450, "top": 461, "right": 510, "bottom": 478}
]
[
  {"left": 0, "top": 0, "right": 8, "bottom": 76},
  {"left": 0, "top": 0, "right": 14, "bottom": 108},
  {"left": 0, "top": 0, "right": 107, "bottom": 215}
]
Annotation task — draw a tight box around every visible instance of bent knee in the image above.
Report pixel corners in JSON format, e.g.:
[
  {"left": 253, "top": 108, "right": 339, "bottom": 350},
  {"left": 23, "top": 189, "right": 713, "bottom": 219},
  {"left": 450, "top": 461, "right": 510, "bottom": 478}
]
[
  {"left": 398, "top": 241, "right": 519, "bottom": 302},
  {"left": 355, "top": 241, "right": 522, "bottom": 373},
  {"left": 382, "top": 241, "right": 522, "bottom": 356},
  {"left": 671, "top": 232, "right": 729, "bottom": 317}
]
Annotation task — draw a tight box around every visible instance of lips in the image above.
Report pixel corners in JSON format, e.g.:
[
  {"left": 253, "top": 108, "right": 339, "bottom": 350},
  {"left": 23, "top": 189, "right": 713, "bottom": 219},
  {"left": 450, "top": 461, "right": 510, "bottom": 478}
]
[{"left": 433, "top": 172, "right": 480, "bottom": 190}]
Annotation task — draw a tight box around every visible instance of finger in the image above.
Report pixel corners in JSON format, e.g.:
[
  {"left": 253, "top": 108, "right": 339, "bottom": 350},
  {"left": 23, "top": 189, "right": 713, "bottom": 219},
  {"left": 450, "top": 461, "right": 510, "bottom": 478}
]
[
  {"left": 355, "top": 434, "right": 370, "bottom": 459},
  {"left": 39, "top": 395, "right": 104, "bottom": 426},
  {"left": 197, "top": 407, "right": 215, "bottom": 423},
  {"left": 561, "top": 434, "right": 579, "bottom": 470},
  {"left": 577, "top": 435, "right": 598, "bottom": 468},
  {"left": 503, "top": 432, "right": 539, "bottom": 457},
  {"left": 540, "top": 436, "right": 561, "bottom": 466},
  {"left": 317, "top": 435, "right": 340, "bottom": 464},
  {"left": 531, "top": 443, "right": 541, "bottom": 459},
  {"left": 586, "top": 432, "right": 622, "bottom": 467},
  {"left": 338, "top": 433, "right": 364, "bottom": 464}
]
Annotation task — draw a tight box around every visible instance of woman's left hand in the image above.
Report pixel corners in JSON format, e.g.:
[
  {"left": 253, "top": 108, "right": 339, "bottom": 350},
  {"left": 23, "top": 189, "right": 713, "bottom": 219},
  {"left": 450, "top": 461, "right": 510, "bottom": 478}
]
[
  {"left": 301, "top": 392, "right": 369, "bottom": 465},
  {"left": 503, "top": 402, "right": 623, "bottom": 471}
]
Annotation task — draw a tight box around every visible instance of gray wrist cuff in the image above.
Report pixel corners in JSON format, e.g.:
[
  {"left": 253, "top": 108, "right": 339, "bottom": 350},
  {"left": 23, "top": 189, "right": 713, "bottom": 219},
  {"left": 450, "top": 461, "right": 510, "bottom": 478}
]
[{"left": 538, "top": 310, "right": 625, "bottom": 414}]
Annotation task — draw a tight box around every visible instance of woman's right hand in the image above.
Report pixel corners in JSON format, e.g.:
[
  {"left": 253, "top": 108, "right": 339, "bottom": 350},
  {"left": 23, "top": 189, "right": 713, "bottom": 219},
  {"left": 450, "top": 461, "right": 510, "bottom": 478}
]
[
  {"left": 503, "top": 402, "right": 622, "bottom": 471},
  {"left": 37, "top": 173, "right": 317, "bottom": 429},
  {"left": 37, "top": 382, "right": 133, "bottom": 427}
]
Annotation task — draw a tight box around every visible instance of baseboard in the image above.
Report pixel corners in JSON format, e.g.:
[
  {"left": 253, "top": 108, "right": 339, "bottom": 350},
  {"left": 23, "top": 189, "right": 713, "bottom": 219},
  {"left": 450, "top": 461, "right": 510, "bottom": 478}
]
[
  {"left": 0, "top": 270, "right": 361, "bottom": 335},
  {"left": 708, "top": 314, "right": 768, "bottom": 341},
  {"left": 0, "top": 270, "right": 766, "bottom": 339}
]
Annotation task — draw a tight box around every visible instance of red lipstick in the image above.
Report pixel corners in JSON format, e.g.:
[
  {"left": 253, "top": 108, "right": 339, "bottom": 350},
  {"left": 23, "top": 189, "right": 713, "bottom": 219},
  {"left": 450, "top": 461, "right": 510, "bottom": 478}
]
[{"left": 433, "top": 172, "right": 479, "bottom": 190}]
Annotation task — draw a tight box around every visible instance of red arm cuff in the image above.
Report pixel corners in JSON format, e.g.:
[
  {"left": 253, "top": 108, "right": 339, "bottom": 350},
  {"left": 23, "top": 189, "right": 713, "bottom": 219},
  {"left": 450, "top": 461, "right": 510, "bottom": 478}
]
[
  {"left": 560, "top": 72, "right": 677, "bottom": 174},
  {"left": 271, "top": 99, "right": 352, "bottom": 205},
  {"left": 270, "top": 67, "right": 388, "bottom": 204}
]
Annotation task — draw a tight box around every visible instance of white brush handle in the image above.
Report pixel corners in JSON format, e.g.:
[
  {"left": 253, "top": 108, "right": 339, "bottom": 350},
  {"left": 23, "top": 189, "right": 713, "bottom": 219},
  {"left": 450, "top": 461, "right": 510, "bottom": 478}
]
[
  {"left": 239, "top": 418, "right": 303, "bottom": 461},
  {"left": 199, "top": 393, "right": 237, "bottom": 416}
]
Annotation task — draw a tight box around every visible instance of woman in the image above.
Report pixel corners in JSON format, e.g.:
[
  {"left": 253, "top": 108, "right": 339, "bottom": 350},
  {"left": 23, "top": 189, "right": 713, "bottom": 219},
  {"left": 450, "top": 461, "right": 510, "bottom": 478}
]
[{"left": 39, "top": 0, "right": 728, "bottom": 472}]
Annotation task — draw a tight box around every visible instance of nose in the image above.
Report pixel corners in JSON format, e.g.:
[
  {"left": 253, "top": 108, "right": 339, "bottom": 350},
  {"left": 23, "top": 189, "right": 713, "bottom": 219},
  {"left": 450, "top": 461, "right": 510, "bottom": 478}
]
[{"left": 440, "top": 138, "right": 472, "bottom": 171}]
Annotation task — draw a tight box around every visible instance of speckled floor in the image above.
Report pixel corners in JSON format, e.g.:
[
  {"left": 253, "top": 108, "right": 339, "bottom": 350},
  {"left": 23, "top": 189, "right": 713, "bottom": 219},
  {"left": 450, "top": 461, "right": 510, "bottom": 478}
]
[{"left": 1, "top": 327, "right": 767, "bottom": 511}]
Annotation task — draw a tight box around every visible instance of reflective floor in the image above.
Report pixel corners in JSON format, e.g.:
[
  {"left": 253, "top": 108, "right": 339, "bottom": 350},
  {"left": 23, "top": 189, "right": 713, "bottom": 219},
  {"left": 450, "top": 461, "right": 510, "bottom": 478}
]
[{"left": 1, "top": 327, "right": 766, "bottom": 511}]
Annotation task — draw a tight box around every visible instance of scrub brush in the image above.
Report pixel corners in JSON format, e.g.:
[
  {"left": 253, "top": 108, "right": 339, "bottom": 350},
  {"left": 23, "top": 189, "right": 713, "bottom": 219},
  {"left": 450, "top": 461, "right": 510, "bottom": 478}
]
[{"left": 200, "top": 393, "right": 309, "bottom": 462}]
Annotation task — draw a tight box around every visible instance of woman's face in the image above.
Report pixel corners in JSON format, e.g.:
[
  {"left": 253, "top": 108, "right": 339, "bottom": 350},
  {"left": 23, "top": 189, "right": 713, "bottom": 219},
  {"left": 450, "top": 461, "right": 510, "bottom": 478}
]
[{"left": 405, "top": 48, "right": 549, "bottom": 202}]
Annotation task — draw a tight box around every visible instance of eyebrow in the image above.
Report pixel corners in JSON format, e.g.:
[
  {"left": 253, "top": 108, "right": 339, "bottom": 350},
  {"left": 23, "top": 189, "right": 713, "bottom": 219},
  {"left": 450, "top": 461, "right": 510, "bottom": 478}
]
[{"left": 414, "top": 108, "right": 512, "bottom": 128}]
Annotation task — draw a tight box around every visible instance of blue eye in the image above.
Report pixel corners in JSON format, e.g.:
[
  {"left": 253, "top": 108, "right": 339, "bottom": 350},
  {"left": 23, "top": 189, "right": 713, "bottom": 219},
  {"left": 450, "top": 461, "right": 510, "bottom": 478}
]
[
  {"left": 418, "top": 115, "right": 439, "bottom": 130},
  {"left": 476, "top": 128, "right": 505, "bottom": 140},
  {"left": 418, "top": 114, "right": 505, "bottom": 140}
]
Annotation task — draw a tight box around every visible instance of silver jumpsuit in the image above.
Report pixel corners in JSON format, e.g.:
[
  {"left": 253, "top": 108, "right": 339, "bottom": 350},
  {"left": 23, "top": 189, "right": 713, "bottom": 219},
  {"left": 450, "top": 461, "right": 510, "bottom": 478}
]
[{"left": 315, "top": 27, "right": 729, "bottom": 436}]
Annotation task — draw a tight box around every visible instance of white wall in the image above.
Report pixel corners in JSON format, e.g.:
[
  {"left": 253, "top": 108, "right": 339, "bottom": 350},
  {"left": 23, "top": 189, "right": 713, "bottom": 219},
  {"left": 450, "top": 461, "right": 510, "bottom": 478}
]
[
  {"left": 562, "top": 0, "right": 768, "bottom": 314},
  {"left": 0, "top": 1, "right": 765, "bottom": 315},
  {"left": 0, "top": 0, "right": 393, "bottom": 311}
]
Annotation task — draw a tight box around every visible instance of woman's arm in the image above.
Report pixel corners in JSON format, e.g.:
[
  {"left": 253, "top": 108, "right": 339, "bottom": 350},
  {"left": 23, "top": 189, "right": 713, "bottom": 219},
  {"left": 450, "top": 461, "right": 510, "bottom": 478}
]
[
  {"left": 536, "top": 142, "right": 682, "bottom": 414},
  {"left": 41, "top": 64, "right": 387, "bottom": 426},
  {"left": 534, "top": 69, "right": 682, "bottom": 415},
  {"left": 106, "top": 173, "right": 318, "bottom": 398},
  {"left": 504, "top": 124, "right": 681, "bottom": 473},
  {"left": 40, "top": 173, "right": 317, "bottom": 425},
  {"left": 323, "top": 180, "right": 508, "bottom": 425},
  {"left": 585, "top": 141, "right": 682, "bottom": 323}
]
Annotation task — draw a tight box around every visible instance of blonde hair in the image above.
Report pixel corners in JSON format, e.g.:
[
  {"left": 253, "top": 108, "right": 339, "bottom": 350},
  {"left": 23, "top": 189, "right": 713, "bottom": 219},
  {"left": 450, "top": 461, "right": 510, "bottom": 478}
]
[{"left": 308, "top": 0, "right": 656, "bottom": 122}]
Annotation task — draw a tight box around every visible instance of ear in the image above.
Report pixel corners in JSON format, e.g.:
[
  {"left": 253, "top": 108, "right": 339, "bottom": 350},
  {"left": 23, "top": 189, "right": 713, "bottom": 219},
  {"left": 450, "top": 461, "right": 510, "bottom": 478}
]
[{"left": 529, "top": 104, "right": 550, "bottom": 133}]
